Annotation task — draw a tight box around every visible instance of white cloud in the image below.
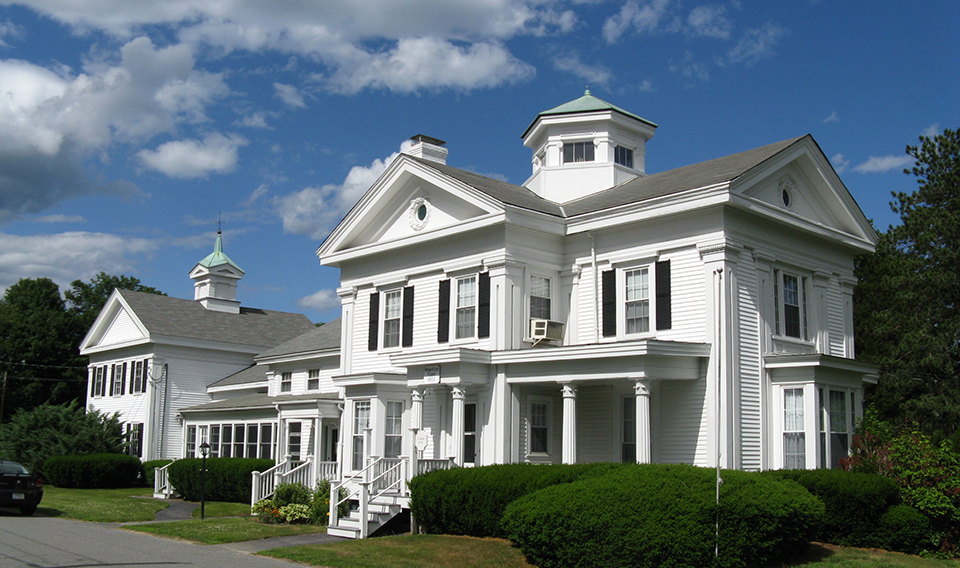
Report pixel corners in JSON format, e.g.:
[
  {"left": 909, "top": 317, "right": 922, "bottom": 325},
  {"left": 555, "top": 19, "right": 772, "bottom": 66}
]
[
  {"left": 277, "top": 140, "right": 414, "bottom": 240},
  {"left": 669, "top": 51, "right": 709, "bottom": 82},
  {"left": 823, "top": 111, "right": 839, "bottom": 124},
  {"left": 686, "top": 5, "right": 731, "bottom": 39},
  {"left": 831, "top": 153, "right": 849, "bottom": 174},
  {"left": 603, "top": 0, "right": 675, "bottom": 43},
  {"left": 638, "top": 79, "right": 654, "bottom": 92},
  {"left": 298, "top": 288, "right": 341, "bottom": 312},
  {"left": 854, "top": 155, "right": 914, "bottom": 174},
  {"left": 274, "top": 83, "right": 307, "bottom": 108},
  {"left": 0, "top": 231, "right": 158, "bottom": 293},
  {"left": 0, "top": 37, "right": 230, "bottom": 221},
  {"left": 35, "top": 214, "right": 86, "bottom": 223},
  {"left": 922, "top": 123, "right": 940, "bottom": 138},
  {"left": 136, "top": 133, "right": 249, "bottom": 178},
  {"left": 721, "top": 22, "right": 785, "bottom": 66},
  {"left": 236, "top": 111, "right": 272, "bottom": 129},
  {"left": 552, "top": 53, "right": 612, "bottom": 86}
]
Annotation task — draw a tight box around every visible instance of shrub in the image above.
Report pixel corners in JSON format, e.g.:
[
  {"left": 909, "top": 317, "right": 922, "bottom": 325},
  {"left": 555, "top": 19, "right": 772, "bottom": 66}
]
[
  {"left": 310, "top": 479, "right": 348, "bottom": 525},
  {"left": 44, "top": 453, "right": 142, "bottom": 488},
  {"left": 252, "top": 498, "right": 282, "bottom": 523},
  {"left": 0, "top": 401, "right": 124, "bottom": 479},
  {"left": 168, "top": 457, "right": 273, "bottom": 502},
  {"left": 871, "top": 504, "right": 932, "bottom": 555},
  {"left": 762, "top": 468, "right": 899, "bottom": 547},
  {"left": 142, "top": 459, "right": 173, "bottom": 488},
  {"left": 409, "top": 462, "right": 620, "bottom": 538},
  {"left": 500, "top": 464, "right": 824, "bottom": 568},
  {"left": 279, "top": 503, "right": 311, "bottom": 523},
  {"left": 274, "top": 482, "right": 311, "bottom": 507}
]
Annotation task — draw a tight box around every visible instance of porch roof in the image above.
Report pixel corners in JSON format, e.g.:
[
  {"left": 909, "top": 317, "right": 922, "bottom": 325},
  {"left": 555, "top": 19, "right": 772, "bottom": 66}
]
[{"left": 180, "top": 391, "right": 342, "bottom": 413}]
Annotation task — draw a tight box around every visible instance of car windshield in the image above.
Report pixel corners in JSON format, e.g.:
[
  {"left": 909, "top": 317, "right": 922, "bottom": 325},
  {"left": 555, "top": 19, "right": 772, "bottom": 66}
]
[{"left": 0, "top": 461, "right": 30, "bottom": 474}]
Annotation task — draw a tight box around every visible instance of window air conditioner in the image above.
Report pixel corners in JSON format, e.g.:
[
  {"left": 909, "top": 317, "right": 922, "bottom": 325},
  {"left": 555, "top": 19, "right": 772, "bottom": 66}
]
[{"left": 530, "top": 318, "right": 565, "bottom": 342}]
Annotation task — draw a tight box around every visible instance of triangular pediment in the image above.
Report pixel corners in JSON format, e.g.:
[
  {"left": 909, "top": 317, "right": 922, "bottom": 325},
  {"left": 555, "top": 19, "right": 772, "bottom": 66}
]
[
  {"left": 79, "top": 290, "right": 149, "bottom": 354},
  {"left": 319, "top": 155, "right": 506, "bottom": 261},
  {"left": 732, "top": 137, "right": 876, "bottom": 247}
]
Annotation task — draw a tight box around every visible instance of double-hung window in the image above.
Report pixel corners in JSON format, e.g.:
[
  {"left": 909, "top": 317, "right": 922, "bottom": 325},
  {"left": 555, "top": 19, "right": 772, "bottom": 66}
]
[
  {"left": 783, "top": 388, "right": 805, "bottom": 469},
  {"left": 774, "top": 270, "right": 808, "bottom": 340},
  {"left": 382, "top": 290, "right": 403, "bottom": 348},
  {"left": 280, "top": 371, "right": 292, "bottom": 393},
  {"left": 563, "top": 141, "right": 594, "bottom": 163},
  {"left": 307, "top": 369, "right": 320, "bottom": 390},
  {"left": 130, "top": 360, "right": 147, "bottom": 394},
  {"left": 352, "top": 401, "right": 370, "bottom": 470},
  {"left": 625, "top": 268, "right": 650, "bottom": 334},
  {"left": 820, "top": 389, "right": 851, "bottom": 468},
  {"left": 530, "top": 276, "right": 551, "bottom": 320},
  {"left": 456, "top": 276, "right": 477, "bottom": 340},
  {"left": 528, "top": 400, "right": 549, "bottom": 455},
  {"left": 111, "top": 363, "right": 126, "bottom": 396},
  {"left": 384, "top": 401, "right": 403, "bottom": 459},
  {"left": 126, "top": 423, "right": 143, "bottom": 457}
]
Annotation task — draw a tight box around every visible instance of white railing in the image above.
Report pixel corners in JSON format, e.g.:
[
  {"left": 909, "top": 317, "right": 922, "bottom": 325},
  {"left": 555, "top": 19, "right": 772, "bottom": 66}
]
[
  {"left": 316, "top": 460, "right": 338, "bottom": 481},
  {"left": 416, "top": 457, "right": 456, "bottom": 476},
  {"left": 251, "top": 459, "right": 288, "bottom": 507},
  {"left": 153, "top": 461, "right": 175, "bottom": 498},
  {"left": 278, "top": 458, "right": 314, "bottom": 488}
]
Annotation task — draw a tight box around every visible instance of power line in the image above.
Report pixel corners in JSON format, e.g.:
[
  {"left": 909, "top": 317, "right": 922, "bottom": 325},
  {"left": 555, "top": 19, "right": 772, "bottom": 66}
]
[{"left": 0, "top": 360, "right": 89, "bottom": 370}]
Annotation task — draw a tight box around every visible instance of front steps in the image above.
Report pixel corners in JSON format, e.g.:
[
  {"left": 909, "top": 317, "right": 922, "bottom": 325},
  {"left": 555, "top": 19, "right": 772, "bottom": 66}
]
[{"left": 327, "top": 494, "right": 408, "bottom": 539}]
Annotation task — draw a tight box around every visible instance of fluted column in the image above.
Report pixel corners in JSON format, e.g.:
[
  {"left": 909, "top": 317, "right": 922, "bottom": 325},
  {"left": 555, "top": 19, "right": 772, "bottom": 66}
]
[
  {"left": 451, "top": 386, "right": 465, "bottom": 466},
  {"left": 561, "top": 383, "right": 578, "bottom": 464},
  {"left": 635, "top": 380, "right": 651, "bottom": 464},
  {"left": 410, "top": 389, "right": 424, "bottom": 431}
]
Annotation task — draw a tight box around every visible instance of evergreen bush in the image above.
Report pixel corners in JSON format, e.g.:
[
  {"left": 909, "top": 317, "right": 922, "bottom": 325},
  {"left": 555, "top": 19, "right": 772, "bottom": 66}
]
[
  {"left": 872, "top": 504, "right": 932, "bottom": 554},
  {"left": 500, "top": 464, "right": 823, "bottom": 568},
  {"left": 44, "top": 453, "right": 142, "bottom": 488},
  {"left": 168, "top": 457, "right": 273, "bottom": 502},
  {"left": 762, "top": 468, "right": 899, "bottom": 547},
  {"left": 274, "top": 482, "right": 311, "bottom": 507},
  {"left": 409, "top": 462, "right": 620, "bottom": 538}
]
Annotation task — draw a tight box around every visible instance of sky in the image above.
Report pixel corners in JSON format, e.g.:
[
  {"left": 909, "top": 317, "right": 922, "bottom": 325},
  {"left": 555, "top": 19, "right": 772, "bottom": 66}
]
[{"left": 0, "top": 1, "right": 956, "bottom": 325}]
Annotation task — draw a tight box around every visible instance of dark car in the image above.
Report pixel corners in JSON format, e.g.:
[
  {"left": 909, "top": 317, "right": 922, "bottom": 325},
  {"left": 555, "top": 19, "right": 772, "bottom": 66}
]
[{"left": 0, "top": 460, "right": 43, "bottom": 515}]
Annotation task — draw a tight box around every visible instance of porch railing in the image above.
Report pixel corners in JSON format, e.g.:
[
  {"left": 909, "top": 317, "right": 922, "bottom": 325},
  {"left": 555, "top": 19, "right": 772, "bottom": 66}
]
[
  {"left": 251, "top": 459, "right": 288, "bottom": 507},
  {"left": 153, "top": 461, "right": 175, "bottom": 499},
  {"left": 251, "top": 457, "right": 339, "bottom": 507}
]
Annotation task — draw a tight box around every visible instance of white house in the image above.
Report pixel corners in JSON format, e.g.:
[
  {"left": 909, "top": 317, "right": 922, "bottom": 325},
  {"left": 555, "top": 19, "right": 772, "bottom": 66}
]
[
  {"left": 80, "top": 233, "right": 316, "bottom": 461},
  {"left": 81, "top": 90, "right": 878, "bottom": 538}
]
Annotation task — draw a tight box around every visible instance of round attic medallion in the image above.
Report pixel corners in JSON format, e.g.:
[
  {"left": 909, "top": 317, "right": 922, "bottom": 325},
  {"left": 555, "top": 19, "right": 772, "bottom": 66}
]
[
  {"left": 409, "top": 197, "right": 431, "bottom": 231},
  {"left": 778, "top": 179, "right": 796, "bottom": 210}
]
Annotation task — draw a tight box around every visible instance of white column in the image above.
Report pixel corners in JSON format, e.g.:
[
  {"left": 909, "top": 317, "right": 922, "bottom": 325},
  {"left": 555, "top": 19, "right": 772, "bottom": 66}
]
[
  {"left": 411, "top": 389, "right": 424, "bottom": 431},
  {"left": 561, "top": 383, "right": 578, "bottom": 464},
  {"left": 635, "top": 380, "right": 651, "bottom": 464},
  {"left": 451, "top": 386, "right": 465, "bottom": 466}
]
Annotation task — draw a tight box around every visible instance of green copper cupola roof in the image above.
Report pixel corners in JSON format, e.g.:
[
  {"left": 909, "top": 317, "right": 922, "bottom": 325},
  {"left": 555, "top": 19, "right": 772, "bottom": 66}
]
[
  {"left": 522, "top": 88, "right": 657, "bottom": 139},
  {"left": 197, "top": 232, "right": 244, "bottom": 273}
]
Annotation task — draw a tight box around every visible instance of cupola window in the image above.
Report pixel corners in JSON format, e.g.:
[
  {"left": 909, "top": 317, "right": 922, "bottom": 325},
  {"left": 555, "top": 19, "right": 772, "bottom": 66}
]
[
  {"left": 563, "top": 141, "right": 594, "bottom": 163},
  {"left": 615, "top": 145, "right": 634, "bottom": 168}
]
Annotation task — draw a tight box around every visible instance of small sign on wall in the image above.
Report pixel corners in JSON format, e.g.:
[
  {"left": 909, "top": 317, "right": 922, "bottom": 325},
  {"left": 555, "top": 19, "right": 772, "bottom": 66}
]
[
  {"left": 415, "top": 430, "right": 429, "bottom": 452},
  {"left": 423, "top": 365, "right": 441, "bottom": 385}
]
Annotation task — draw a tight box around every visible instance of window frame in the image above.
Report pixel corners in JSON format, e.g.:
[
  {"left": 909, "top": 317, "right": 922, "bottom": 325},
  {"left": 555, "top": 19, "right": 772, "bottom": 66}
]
[
  {"left": 382, "top": 289, "right": 403, "bottom": 349},
  {"left": 562, "top": 140, "right": 595, "bottom": 163},
  {"left": 529, "top": 275, "right": 552, "bottom": 320},
  {"left": 280, "top": 371, "right": 292, "bottom": 393},
  {"left": 783, "top": 387, "right": 806, "bottom": 469},
  {"left": 526, "top": 396, "right": 552, "bottom": 457},
  {"left": 307, "top": 368, "right": 320, "bottom": 390},
  {"left": 773, "top": 269, "right": 810, "bottom": 341},
  {"left": 614, "top": 145, "right": 634, "bottom": 169},
  {"left": 352, "top": 400, "right": 371, "bottom": 470},
  {"left": 384, "top": 400, "right": 403, "bottom": 459},
  {"left": 455, "top": 275, "right": 478, "bottom": 340}
]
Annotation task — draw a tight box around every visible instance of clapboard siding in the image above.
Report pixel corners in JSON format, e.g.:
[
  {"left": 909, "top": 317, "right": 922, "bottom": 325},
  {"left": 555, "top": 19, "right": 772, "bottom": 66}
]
[
  {"left": 658, "top": 379, "right": 708, "bottom": 465},
  {"left": 100, "top": 308, "right": 143, "bottom": 346},
  {"left": 578, "top": 385, "right": 616, "bottom": 463},
  {"left": 736, "top": 260, "right": 762, "bottom": 470},
  {"left": 659, "top": 247, "right": 706, "bottom": 341}
]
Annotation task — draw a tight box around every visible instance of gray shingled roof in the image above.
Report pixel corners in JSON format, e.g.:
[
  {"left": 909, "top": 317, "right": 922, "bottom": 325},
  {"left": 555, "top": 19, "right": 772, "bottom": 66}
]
[
  {"left": 257, "top": 318, "right": 342, "bottom": 360},
  {"left": 180, "top": 391, "right": 341, "bottom": 413},
  {"left": 409, "top": 157, "right": 564, "bottom": 217},
  {"left": 562, "top": 136, "right": 805, "bottom": 217},
  {"left": 118, "top": 289, "right": 315, "bottom": 348},
  {"left": 208, "top": 364, "right": 267, "bottom": 389},
  {"left": 409, "top": 136, "right": 806, "bottom": 219}
]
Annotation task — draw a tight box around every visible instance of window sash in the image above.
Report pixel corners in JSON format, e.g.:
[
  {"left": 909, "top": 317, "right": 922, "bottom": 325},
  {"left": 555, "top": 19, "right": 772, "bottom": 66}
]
[
  {"left": 530, "top": 276, "right": 551, "bottom": 319},
  {"left": 529, "top": 402, "right": 548, "bottom": 454},
  {"left": 563, "top": 141, "right": 595, "bottom": 163},
  {"left": 615, "top": 145, "right": 634, "bottom": 168},
  {"left": 456, "top": 276, "right": 477, "bottom": 339},
  {"left": 625, "top": 268, "right": 650, "bottom": 334},
  {"left": 383, "top": 290, "right": 402, "bottom": 348},
  {"left": 280, "top": 371, "right": 292, "bottom": 393},
  {"left": 307, "top": 369, "right": 320, "bottom": 390}
]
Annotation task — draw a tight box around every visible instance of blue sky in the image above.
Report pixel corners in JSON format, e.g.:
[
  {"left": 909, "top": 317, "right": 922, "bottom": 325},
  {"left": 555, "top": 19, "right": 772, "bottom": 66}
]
[{"left": 0, "top": 1, "right": 956, "bottom": 324}]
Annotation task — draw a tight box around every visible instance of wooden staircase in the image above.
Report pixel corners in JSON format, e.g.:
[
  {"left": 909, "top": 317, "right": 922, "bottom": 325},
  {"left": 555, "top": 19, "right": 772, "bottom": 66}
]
[{"left": 326, "top": 494, "right": 408, "bottom": 539}]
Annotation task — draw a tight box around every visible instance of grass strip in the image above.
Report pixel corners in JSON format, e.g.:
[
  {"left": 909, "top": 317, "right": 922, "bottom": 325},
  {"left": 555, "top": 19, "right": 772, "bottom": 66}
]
[
  {"left": 191, "top": 501, "right": 251, "bottom": 518},
  {"left": 261, "top": 534, "right": 533, "bottom": 568},
  {"left": 128, "top": 516, "right": 325, "bottom": 544},
  {"left": 37, "top": 486, "right": 167, "bottom": 522}
]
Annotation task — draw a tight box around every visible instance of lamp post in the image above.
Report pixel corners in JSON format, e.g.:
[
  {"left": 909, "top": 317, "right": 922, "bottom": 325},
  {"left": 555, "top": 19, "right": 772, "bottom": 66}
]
[{"left": 199, "top": 442, "right": 210, "bottom": 520}]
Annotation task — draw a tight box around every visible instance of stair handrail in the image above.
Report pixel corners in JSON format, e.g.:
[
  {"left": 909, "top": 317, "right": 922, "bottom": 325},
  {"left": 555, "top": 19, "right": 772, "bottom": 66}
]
[
  {"left": 251, "top": 458, "right": 288, "bottom": 507},
  {"left": 328, "top": 456, "right": 384, "bottom": 528},
  {"left": 277, "top": 455, "right": 314, "bottom": 488},
  {"left": 153, "top": 461, "right": 175, "bottom": 498},
  {"left": 368, "top": 458, "right": 405, "bottom": 504}
]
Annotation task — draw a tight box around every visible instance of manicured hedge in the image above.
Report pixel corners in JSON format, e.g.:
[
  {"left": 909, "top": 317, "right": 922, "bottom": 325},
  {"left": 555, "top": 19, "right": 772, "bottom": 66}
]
[
  {"left": 409, "top": 462, "right": 620, "bottom": 538},
  {"left": 500, "top": 464, "right": 824, "bottom": 568},
  {"left": 168, "top": 457, "right": 273, "bottom": 502},
  {"left": 44, "top": 453, "right": 142, "bottom": 488},
  {"left": 762, "top": 469, "right": 900, "bottom": 547},
  {"left": 142, "top": 459, "right": 173, "bottom": 488}
]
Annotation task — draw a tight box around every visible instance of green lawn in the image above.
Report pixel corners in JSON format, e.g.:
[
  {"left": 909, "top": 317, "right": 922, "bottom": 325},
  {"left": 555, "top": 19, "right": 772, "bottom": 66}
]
[
  {"left": 36, "top": 486, "right": 168, "bottom": 522},
  {"left": 260, "top": 537, "right": 957, "bottom": 568},
  {"left": 128, "top": 516, "right": 326, "bottom": 544}
]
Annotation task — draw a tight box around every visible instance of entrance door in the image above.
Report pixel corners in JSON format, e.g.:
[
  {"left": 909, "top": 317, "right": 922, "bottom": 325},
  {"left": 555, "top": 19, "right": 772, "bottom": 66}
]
[{"left": 464, "top": 403, "right": 477, "bottom": 464}]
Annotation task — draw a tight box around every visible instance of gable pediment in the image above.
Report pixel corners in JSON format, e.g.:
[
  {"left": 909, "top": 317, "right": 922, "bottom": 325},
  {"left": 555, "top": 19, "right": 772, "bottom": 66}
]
[
  {"left": 732, "top": 137, "right": 876, "bottom": 247},
  {"left": 79, "top": 291, "right": 149, "bottom": 353},
  {"left": 319, "top": 155, "right": 506, "bottom": 261}
]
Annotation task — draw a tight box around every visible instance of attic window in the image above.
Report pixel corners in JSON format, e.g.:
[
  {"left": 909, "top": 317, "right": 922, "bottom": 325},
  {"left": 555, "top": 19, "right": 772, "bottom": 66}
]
[
  {"left": 563, "top": 141, "right": 594, "bottom": 163},
  {"left": 779, "top": 178, "right": 796, "bottom": 209},
  {"left": 781, "top": 189, "right": 791, "bottom": 208}
]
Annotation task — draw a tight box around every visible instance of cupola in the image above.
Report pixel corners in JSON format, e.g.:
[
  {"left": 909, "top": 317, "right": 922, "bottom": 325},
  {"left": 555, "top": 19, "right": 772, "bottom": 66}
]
[
  {"left": 189, "top": 231, "right": 245, "bottom": 314},
  {"left": 521, "top": 89, "right": 657, "bottom": 203}
]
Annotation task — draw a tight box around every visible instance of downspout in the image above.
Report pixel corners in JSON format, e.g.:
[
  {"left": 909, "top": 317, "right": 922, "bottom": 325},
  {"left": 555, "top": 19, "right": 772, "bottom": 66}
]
[
  {"left": 590, "top": 232, "right": 599, "bottom": 343},
  {"left": 158, "top": 364, "right": 169, "bottom": 459}
]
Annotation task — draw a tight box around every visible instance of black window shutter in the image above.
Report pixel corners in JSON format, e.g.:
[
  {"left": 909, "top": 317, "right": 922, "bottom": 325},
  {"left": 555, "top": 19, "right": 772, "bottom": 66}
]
[
  {"left": 368, "top": 292, "right": 379, "bottom": 351},
  {"left": 402, "top": 286, "right": 414, "bottom": 347},
  {"left": 478, "top": 272, "right": 490, "bottom": 339},
  {"left": 90, "top": 369, "right": 96, "bottom": 398},
  {"left": 109, "top": 364, "right": 115, "bottom": 396},
  {"left": 656, "top": 260, "right": 672, "bottom": 330},
  {"left": 601, "top": 270, "right": 617, "bottom": 337},
  {"left": 101, "top": 366, "right": 107, "bottom": 397},
  {"left": 438, "top": 279, "right": 450, "bottom": 343},
  {"left": 120, "top": 363, "right": 126, "bottom": 395}
]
